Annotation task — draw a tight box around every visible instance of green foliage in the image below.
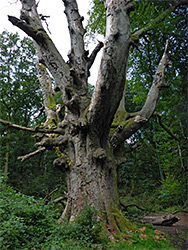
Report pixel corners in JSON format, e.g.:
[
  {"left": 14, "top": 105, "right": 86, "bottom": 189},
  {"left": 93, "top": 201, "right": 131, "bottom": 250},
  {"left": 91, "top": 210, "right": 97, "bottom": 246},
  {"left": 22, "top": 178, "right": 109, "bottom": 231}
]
[
  {"left": 86, "top": 0, "right": 106, "bottom": 40},
  {"left": 120, "top": 0, "right": 187, "bottom": 209},
  {"left": 0, "top": 175, "right": 175, "bottom": 249},
  {"left": 42, "top": 203, "right": 106, "bottom": 250},
  {"left": 88, "top": 83, "right": 95, "bottom": 96},
  {"left": 119, "top": 137, "right": 159, "bottom": 196},
  {"left": 0, "top": 30, "right": 42, "bottom": 125},
  {"left": 0, "top": 177, "right": 105, "bottom": 249},
  {"left": 159, "top": 175, "right": 187, "bottom": 207},
  {"left": 0, "top": 31, "right": 65, "bottom": 197},
  {"left": 0, "top": 175, "right": 60, "bottom": 249},
  {"left": 107, "top": 223, "right": 175, "bottom": 250}
]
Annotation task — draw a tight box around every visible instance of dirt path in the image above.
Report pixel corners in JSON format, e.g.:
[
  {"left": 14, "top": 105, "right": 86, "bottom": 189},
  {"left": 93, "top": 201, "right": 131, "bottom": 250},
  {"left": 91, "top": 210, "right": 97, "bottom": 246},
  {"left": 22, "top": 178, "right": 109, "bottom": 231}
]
[{"left": 155, "top": 212, "right": 188, "bottom": 250}]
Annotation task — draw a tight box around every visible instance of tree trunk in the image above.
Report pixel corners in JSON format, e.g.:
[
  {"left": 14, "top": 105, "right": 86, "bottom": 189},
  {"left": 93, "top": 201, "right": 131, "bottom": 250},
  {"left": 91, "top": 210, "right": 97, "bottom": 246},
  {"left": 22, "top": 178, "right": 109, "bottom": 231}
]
[
  {"left": 55, "top": 129, "right": 133, "bottom": 233},
  {"left": 4, "top": 113, "right": 11, "bottom": 177},
  {"left": 4, "top": 126, "right": 10, "bottom": 177}
]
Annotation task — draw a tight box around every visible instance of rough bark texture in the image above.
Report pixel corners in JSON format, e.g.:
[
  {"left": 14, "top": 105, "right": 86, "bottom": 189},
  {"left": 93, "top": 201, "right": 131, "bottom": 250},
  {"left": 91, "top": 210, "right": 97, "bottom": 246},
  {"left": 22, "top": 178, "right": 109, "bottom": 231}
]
[{"left": 5, "top": 0, "right": 176, "bottom": 233}]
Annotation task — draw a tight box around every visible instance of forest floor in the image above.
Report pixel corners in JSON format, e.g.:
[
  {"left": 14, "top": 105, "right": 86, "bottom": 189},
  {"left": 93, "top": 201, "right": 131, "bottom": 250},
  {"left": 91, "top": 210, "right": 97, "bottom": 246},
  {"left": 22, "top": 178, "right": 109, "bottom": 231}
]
[{"left": 155, "top": 212, "right": 188, "bottom": 250}]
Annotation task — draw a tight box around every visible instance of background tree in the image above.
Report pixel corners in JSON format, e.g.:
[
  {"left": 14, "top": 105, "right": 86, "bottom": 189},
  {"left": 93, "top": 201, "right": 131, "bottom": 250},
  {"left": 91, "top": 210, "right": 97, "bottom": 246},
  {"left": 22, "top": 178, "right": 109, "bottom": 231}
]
[
  {"left": 0, "top": 30, "right": 41, "bottom": 177},
  {"left": 0, "top": 0, "right": 187, "bottom": 233},
  {"left": 121, "top": 0, "right": 187, "bottom": 208},
  {"left": 0, "top": 31, "right": 65, "bottom": 196}
]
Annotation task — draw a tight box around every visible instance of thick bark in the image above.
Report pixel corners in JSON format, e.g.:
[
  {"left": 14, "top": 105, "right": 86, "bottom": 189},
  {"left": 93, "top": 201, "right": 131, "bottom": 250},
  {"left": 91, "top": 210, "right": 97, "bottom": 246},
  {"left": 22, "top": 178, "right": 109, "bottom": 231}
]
[{"left": 5, "top": 0, "right": 175, "bottom": 233}]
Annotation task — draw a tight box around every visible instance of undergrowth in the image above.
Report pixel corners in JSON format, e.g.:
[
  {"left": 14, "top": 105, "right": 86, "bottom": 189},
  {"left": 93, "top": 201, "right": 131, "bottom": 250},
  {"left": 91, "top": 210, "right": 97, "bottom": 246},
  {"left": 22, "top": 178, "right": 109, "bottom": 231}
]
[{"left": 0, "top": 175, "right": 175, "bottom": 250}]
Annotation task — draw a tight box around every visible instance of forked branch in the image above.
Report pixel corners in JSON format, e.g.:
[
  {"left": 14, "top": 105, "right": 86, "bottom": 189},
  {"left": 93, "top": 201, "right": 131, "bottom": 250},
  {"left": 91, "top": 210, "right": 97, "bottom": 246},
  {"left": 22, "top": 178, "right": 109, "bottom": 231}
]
[{"left": 110, "top": 40, "right": 170, "bottom": 149}]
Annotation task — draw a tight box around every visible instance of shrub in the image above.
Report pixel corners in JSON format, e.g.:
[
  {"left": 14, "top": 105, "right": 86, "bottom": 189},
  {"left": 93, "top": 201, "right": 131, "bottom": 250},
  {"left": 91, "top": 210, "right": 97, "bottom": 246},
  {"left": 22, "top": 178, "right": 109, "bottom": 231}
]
[
  {"left": 0, "top": 175, "right": 59, "bottom": 249},
  {"left": 0, "top": 175, "right": 105, "bottom": 249}
]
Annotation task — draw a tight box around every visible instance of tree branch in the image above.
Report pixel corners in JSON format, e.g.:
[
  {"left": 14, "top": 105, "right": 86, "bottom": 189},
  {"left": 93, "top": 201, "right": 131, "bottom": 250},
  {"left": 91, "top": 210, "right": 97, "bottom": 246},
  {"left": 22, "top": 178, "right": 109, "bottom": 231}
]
[
  {"left": 63, "top": 0, "right": 87, "bottom": 79},
  {"left": 53, "top": 196, "right": 67, "bottom": 204},
  {"left": 154, "top": 113, "right": 180, "bottom": 142},
  {"left": 131, "top": 1, "right": 186, "bottom": 43},
  {"left": 87, "top": 41, "right": 104, "bottom": 70},
  {"left": 17, "top": 147, "right": 46, "bottom": 162},
  {"left": 0, "top": 118, "right": 64, "bottom": 135},
  {"left": 110, "top": 40, "right": 170, "bottom": 149},
  {"left": 139, "top": 40, "right": 170, "bottom": 119},
  {"left": 8, "top": 15, "right": 45, "bottom": 43},
  {"left": 8, "top": 0, "right": 72, "bottom": 99},
  {"left": 37, "top": 62, "right": 57, "bottom": 125},
  {"left": 88, "top": 0, "right": 134, "bottom": 140},
  {"left": 43, "top": 187, "right": 59, "bottom": 204}
]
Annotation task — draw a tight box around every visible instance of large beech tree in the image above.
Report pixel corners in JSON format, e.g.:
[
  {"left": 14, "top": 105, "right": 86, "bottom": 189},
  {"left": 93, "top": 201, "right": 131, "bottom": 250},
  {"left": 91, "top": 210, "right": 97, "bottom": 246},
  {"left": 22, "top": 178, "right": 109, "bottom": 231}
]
[{"left": 1, "top": 0, "right": 186, "bottom": 232}]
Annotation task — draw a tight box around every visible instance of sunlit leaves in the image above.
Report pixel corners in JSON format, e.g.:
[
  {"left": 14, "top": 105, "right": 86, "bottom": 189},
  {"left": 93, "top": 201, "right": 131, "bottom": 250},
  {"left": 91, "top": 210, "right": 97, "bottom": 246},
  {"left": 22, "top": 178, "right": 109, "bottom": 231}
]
[{"left": 86, "top": 0, "right": 106, "bottom": 40}]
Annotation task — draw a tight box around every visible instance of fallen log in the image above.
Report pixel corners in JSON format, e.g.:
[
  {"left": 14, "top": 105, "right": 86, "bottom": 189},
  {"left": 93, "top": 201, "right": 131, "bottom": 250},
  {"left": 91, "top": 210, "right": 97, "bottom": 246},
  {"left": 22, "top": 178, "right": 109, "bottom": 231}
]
[{"left": 142, "top": 214, "right": 180, "bottom": 226}]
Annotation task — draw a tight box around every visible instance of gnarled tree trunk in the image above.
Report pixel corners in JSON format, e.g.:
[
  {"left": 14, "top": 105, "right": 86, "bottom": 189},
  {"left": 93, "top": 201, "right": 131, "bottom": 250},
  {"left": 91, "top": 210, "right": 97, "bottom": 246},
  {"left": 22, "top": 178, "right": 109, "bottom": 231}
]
[{"left": 6, "top": 0, "right": 176, "bottom": 233}]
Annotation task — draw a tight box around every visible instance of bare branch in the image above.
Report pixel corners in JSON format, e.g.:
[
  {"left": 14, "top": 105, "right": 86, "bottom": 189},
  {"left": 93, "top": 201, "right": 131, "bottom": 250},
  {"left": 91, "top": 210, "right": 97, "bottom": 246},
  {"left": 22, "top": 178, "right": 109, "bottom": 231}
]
[
  {"left": 37, "top": 63, "right": 57, "bottom": 124},
  {"left": 87, "top": 41, "right": 104, "bottom": 70},
  {"left": 154, "top": 113, "right": 180, "bottom": 142},
  {"left": 53, "top": 196, "right": 66, "bottom": 204},
  {"left": 33, "top": 106, "right": 45, "bottom": 119},
  {"left": 35, "top": 135, "right": 68, "bottom": 149},
  {"left": 8, "top": 1, "right": 72, "bottom": 96},
  {"left": 63, "top": 0, "right": 87, "bottom": 78},
  {"left": 88, "top": 0, "right": 133, "bottom": 139},
  {"left": 17, "top": 147, "right": 46, "bottom": 162},
  {"left": 8, "top": 15, "right": 45, "bottom": 43},
  {"left": 139, "top": 40, "right": 170, "bottom": 119},
  {"left": 43, "top": 187, "right": 59, "bottom": 204},
  {"left": 110, "top": 40, "right": 170, "bottom": 149},
  {"left": 0, "top": 118, "right": 64, "bottom": 135}
]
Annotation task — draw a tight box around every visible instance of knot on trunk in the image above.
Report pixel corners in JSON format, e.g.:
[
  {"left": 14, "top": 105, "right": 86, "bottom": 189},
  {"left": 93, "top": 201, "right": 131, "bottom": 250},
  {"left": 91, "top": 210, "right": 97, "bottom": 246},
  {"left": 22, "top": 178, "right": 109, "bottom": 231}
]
[
  {"left": 53, "top": 156, "right": 69, "bottom": 171},
  {"left": 134, "top": 115, "right": 148, "bottom": 123},
  {"left": 93, "top": 148, "right": 106, "bottom": 161}
]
